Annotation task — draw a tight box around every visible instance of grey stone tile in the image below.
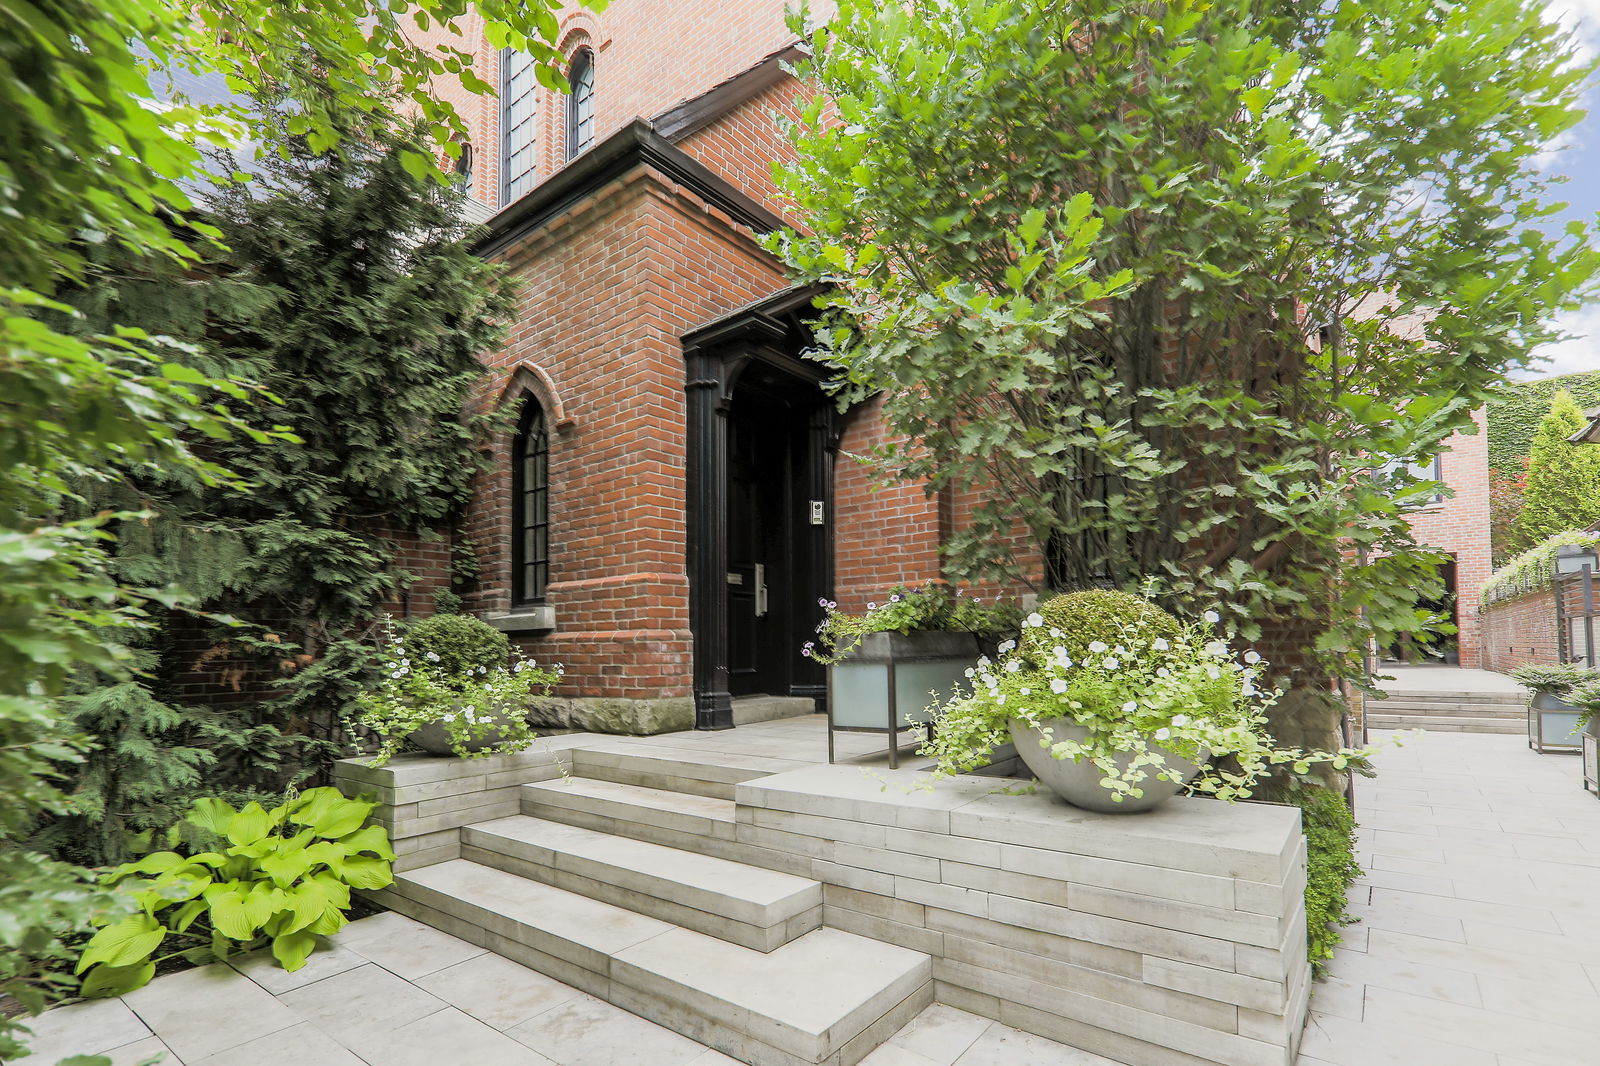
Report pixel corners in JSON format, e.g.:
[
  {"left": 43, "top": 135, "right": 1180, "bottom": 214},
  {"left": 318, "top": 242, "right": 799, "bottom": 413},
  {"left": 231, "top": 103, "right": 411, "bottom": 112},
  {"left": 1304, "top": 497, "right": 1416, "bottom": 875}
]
[
  {"left": 347, "top": 1007, "right": 559, "bottom": 1066},
  {"left": 189, "top": 1022, "right": 360, "bottom": 1066},
  {"left": 228, "top": 940, "right": 366, "bottom": 995},
  {"left": 953, "top": 1022, "right": 1125, "bottom": 1065},
  {"left": 506, "top": 993, "right": 705, "bottom": 1066},
  {"left": 123, "top": 964, "right": 299, "bottom": 1062},
  {"left": 18, "top": 997, "right": 151, "bottom": 1062},
  {"left": 414, "top": 952, "right": 583, "bottom": 1031},
  {"left": 861, "top": 1044, "right": 945, "bottom": 1066},
  {"left": 332, "top": 910, "right": 486, "bottom": 980},
  {"left": 277, "top": 963, "right": 447, "bottom": 1043},
  {"left": 97, "top": 1035, "right": 182, "bottom": 1066},
  {"left": 884, "top": 1004, "right": 992, "bottom": 1065}
]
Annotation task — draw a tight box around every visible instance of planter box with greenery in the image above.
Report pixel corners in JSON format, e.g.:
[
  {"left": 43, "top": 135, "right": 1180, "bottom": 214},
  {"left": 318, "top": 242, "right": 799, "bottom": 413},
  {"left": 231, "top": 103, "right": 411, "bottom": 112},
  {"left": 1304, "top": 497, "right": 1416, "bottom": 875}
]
[
  {"left": 1510, "top": 664, "right": 1599, "bottom": 754},
  {"left": 810, "top": 584, "right": 1018, "bottom": 768}
]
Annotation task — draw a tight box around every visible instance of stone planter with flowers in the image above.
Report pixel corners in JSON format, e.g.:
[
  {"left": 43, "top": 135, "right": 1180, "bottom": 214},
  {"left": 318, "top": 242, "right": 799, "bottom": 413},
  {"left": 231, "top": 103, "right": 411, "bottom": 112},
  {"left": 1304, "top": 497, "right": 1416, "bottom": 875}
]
[
  {"left": 921, "top": 589, "right": 1369, "bottom": 812},
  {"left": 352, "top": 614, "right": 564, "bottom": 766}
]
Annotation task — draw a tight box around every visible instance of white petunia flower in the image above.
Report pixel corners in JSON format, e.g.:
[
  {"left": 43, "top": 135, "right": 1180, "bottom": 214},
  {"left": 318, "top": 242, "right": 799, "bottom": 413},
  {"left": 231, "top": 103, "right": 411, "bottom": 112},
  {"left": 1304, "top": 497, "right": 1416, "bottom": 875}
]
[
  {"left": 1050, "top": 627, "right": 1063, "bottom": 638},
  {"left": 1088, "top": 640, "right": 1108, "bottom": 654},
  {"left": 1154, "top": 727, "right": 1171, "bottom": 741},
  {"left": 1050, "top": 678, "right": 1068, "bottom": 694},
  {"left": 1104, "top": 657, "right": 1120, "bottom": 670},
  {"left": 1244, "top": 650, "right": 1262, "bottom": 664},
  {"left": 964, "top": 667, "right": 976, "bottom": 678},
  {"left": 1207, "top": 666, "right": 1221, "bottom": 679},
  {"left": 1152, "top": 637, "right": 1170, "bottom": 651},
  {"left": 1019, "top": 687, "right": 1031, "bottom": 696},
  {"left": 1026, "top": 612, "right": 1045, "bottom": 628},
  {"left": 1114, "top": 645, "right": 1127, "bottom": 655},
  {"left": 1242, "top": 681, "right": 1257, "bottom": 697},
  {"left": 1122, "top": 700, "right": 1138, "bottom": 713},
  {"left": 1203, "top": 609, "right": 1221, "bottom": 624},
  {"left": 996, "top": 693, "right": 1007, "bottom": 705},
  {"left": 997, "top": 640, "right": 1016, "bottom": 654},
  {"left": 1005, "top": 660, "right": 1023, "bottom": 673},
  {"left": 1205, "top": 640, "right": 1229, "bottom": 656},
  {"left": 1156, "top": 667, "right": 1170, "bottom": 677},
  {"left": 1172, "top": 714, "right": 1189, "bottom": 726}
]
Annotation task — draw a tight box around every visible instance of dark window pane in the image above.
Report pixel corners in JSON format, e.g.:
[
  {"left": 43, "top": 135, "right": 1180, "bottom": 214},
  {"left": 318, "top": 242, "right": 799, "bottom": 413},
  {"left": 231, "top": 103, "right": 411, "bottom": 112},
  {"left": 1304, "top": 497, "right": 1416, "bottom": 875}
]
[{"left": 511, "top": 396, "right": 551, "bottom": 605}]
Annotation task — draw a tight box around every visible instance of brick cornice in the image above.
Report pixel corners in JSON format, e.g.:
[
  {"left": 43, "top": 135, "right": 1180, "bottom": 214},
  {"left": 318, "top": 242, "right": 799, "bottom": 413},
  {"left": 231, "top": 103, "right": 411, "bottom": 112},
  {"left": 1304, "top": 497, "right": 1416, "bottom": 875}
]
[{"left": 474, "top": 118, "right": 786, "bottom": 260}]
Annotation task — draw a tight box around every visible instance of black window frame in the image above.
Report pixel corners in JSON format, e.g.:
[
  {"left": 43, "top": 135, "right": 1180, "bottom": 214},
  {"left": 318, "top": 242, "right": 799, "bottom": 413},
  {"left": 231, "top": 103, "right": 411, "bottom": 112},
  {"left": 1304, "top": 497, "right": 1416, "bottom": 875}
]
[
  {"left": 511, "top": 396, "right": 551, "bottom": 606},
  {"left": 500, "top": 47, "right": 540, "bottom": 204},
  {"left": 566, "top": 47, "right": 595, "bottom": 161}
]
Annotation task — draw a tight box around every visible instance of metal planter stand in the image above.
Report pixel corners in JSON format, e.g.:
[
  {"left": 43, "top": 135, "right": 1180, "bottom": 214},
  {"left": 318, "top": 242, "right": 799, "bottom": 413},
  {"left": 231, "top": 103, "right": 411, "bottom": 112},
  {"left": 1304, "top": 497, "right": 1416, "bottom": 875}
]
[
  {"left": 1528, "top": 688, "right": 1586, "bottom": 755},
  {"left": 827, "top": 631, "right": 979, "bottom": 769}
]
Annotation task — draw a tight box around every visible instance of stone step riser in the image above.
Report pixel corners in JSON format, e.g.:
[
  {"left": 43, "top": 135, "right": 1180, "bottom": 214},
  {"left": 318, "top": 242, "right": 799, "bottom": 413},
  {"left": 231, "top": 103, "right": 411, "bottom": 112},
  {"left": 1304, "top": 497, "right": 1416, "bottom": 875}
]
[
  {"left": 1372, "top": 695, "right": 1528, "bottom": 706},
  {"left": 1369, "top": 706, "right": 1527, "bottom": 720},
  {"left": 379, "top": 861, "right": 932, "bottom": 1066}
]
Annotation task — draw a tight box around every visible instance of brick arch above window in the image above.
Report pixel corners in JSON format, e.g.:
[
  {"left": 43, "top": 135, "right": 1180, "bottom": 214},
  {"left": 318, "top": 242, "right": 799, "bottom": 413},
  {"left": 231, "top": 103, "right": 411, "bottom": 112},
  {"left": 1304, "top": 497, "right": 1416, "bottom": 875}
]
[{"left": 498, "top": 361, "right": 574, "bottom": 431}]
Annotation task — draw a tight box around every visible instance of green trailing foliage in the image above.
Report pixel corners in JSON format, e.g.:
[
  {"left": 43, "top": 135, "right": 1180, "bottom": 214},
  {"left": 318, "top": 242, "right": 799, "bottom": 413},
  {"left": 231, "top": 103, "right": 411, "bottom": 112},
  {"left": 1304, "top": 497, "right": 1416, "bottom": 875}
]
[
  {"left": 1482, "top": 529, "right": 1600, "bottom": 607},
  {"left": 1505, "top": 391, "right": 1600, "bottom": 555},
  {"left": 1487, "top": 369, "right": 1600, "bottom": 478},
  {"left": 807, "top": 584, "right": 1022, "bottom": 664},
  {"left": 75, "top": 788, "right": 395, "bottom": 997},
  {"left": 771, "top": 0, "right": 1600, "bottom": 693},
  {"left": 1279, "top": 784, "right": 1363, "bottom": 976}
]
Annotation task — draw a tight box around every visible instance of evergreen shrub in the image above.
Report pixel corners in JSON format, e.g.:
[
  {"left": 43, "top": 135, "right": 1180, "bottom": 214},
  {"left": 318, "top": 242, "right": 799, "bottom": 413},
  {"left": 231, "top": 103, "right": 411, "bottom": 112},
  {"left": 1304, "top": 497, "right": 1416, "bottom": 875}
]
[
  {"left": 1022, "top": 590, "right": 1182, "bottom": 664},
  {"left": 402, "top": 615, "right": 510, "bottom": 681}
]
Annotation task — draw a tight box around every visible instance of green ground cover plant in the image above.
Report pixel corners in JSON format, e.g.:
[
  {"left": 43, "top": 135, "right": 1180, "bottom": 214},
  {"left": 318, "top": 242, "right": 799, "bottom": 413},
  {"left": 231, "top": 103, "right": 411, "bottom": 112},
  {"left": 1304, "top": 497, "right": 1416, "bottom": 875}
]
[
  {"left": 1281, "top": 784, "right": 1363, "bottom": 976},
  {"left": 75, "top": 789, "right": 394, "bottom": 997}
]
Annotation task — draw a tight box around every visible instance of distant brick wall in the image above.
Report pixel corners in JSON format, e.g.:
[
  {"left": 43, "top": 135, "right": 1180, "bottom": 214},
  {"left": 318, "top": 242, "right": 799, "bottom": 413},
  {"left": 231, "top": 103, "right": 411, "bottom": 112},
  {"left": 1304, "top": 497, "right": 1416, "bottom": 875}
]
[{"left": 1404, "top": 408, "right": 1493, "bottom": 667}]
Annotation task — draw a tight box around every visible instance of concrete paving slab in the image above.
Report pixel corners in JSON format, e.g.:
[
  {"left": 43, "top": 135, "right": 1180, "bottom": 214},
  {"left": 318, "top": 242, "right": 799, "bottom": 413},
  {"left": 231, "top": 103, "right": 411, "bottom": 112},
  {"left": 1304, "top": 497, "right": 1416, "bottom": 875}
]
[
  {"left": 414, "top": 951, "right": 584, "bottom": 1030},
  {"left": 123, "top": 964, "right": 299, "bottom": 1063},
  {"left": 331, "top": 909, "right": 486, "bottom": 980},
  {"left": 17, "top": 996, "right": 151, "bottom": 1063}
]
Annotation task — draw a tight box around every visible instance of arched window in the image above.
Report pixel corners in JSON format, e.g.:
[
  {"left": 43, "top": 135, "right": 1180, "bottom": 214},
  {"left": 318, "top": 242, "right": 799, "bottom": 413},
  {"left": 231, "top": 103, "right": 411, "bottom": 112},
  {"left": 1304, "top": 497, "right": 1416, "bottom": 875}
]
[
  {"left": 511, "top": 397, "right": 550, "bottom": 604},
  {"left": 454, "top": 142, "right": 474, "bottom": 197},
  {"left": 501, "top": 49, "right": 539, "bottom": 203},
  {"left": 566, "top": 48, "right": 595, "bottom": 160}
]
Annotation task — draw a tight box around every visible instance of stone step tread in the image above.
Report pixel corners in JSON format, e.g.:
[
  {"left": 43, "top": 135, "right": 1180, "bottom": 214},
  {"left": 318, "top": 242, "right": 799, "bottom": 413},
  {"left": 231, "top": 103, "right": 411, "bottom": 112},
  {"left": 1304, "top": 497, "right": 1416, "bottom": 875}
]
[
  {"left": 523, "top": 776, "right": 738, "bottom": 821},
  {"left": 395, "top": 859, "right": 928, "bottom": 1059},
  {"left": 1366, "top": 715, "right": 1525, "bottom": 733},
  {"left": 1367, "top": 706, "right": 1526, "bottom": 718},
  {"left": 463, "top": 815, "right": 820, "bottom": 924},
  {"left": 570, "top": 744, "right": 797, "bottom": 783}
]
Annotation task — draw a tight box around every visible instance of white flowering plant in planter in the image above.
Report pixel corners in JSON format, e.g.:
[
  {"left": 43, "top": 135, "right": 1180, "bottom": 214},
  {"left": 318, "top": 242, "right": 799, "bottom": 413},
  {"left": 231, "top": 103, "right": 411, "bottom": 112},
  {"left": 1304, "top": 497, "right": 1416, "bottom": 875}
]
[
  {"left": 921, "top": 604, "right": 1371, "bottom": 804},
  {"left": 350, "top": 623, "right": 563, "bottom": 766}
]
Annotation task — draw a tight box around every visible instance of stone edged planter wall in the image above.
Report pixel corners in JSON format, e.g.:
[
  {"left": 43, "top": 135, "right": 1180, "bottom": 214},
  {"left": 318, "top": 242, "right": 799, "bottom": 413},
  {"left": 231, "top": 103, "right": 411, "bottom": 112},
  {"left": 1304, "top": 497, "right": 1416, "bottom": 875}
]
[
  {"left": 331, "top": 734, "right": 596, "bottom": 871},
  {"left": 733, "top": 766, "right": 1310, "bottom": 1066}
]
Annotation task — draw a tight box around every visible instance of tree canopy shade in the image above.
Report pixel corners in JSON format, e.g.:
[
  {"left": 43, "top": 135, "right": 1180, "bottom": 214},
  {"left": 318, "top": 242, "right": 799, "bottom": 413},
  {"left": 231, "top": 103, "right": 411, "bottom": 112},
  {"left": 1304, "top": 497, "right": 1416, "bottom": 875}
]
[
  {"left": 0, "top": 0, "right": 588, "bottom": 1052},
  {"left": 772, "top": 0, "right": 1600, "bottom": 685},
  {"left": 1508, "top": 390, "right": 1600, "bottom": 553}
]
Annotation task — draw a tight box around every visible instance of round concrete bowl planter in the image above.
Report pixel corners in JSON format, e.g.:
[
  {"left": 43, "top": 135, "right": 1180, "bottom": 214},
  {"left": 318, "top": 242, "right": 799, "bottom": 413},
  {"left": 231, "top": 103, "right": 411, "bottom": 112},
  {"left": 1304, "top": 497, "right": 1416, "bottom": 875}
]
[
  {"left": 407, "top": 715, "right": 521, "bottom": 757},
  {"left": 1008, "top": 717, "right": 1208, "bottom": 813}
]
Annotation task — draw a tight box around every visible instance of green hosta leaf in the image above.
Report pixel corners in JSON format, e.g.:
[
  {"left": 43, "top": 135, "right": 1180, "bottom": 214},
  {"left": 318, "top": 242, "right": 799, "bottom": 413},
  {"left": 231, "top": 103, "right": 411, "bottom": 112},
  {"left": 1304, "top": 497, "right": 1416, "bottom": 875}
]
[
  {"left": 76, "top": 913, "right": 165, "bottom": 974},
  {"left": 271, "top": 929, "right": 318, "bottom": 972},
  {"left": 78, "top": 959, "right": 156, "bottom": 998},
  {"left": 203, "top": 883, "right": 259, "bottom": 940},
  {"left": 333, "top": 855, "right": 393, "bottom": 891},
  {"left": 260, "top": 843, "right": 315, "bottom": 888},
  {"left": 338, "top": 825, "right": 396, "bottom": 861},
  {"left": 185, "top": 797, "right": 238, "bottom": 839},
  {"left": 226, "top": 802, "right": 272, "bottom": 847},
  {"left": 289, "top": 788, "right": 374, "bottom": 839},
  {"left": 170, "top": 898, "right": 208, "bottom": 932}
]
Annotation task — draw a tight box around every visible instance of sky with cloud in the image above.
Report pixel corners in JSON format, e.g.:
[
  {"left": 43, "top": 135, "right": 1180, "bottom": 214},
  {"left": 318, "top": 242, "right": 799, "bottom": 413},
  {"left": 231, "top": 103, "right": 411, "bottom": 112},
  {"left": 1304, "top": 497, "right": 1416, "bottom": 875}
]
[{"left": 1522, "top": 1, "right": 1600, "bottom": 379}]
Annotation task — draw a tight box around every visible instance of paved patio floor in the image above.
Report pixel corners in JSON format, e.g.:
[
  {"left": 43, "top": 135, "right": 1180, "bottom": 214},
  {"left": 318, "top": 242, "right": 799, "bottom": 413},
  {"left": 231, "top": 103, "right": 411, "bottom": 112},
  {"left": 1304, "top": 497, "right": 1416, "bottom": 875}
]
[
  {"left": 1298, "top": 728, "right": 1600, "bottom": 1066},
  {"left": 26, "top": 721, "right": 1600, "bottom": 1066}
]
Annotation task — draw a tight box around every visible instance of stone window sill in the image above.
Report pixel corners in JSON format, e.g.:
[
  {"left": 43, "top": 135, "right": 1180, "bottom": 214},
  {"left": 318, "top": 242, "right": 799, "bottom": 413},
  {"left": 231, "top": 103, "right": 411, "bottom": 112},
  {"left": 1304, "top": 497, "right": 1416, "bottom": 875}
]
[{"left": 484, "top": 606, "right": 556, "bottom": 633}]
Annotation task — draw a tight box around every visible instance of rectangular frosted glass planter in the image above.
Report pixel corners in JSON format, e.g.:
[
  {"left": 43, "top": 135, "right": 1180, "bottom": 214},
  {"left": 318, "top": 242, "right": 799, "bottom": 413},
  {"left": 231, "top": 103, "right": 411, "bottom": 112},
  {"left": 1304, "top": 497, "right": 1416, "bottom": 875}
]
[
  {"left": 827, "top": 631, "right": 979, "bottom": 769},
  {"left": 1528, "top": 689, "right": 1584, "bottom": 754},
  {"left": 1584, "top": 733, "right": 1600, "bottom": 796}
]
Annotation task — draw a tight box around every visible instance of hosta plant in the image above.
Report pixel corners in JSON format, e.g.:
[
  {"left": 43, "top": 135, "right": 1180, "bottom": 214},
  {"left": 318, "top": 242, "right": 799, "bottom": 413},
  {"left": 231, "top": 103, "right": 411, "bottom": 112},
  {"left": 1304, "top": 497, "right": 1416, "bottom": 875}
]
[
  {"left": 74, "top": 788, "right": 394, "bottom": 996},
  {"left": 922, "top": 608, "right": 1376, "bottom": 804},
  {"left": 350, "top": 622, "right": 563, "bottom": 766}
]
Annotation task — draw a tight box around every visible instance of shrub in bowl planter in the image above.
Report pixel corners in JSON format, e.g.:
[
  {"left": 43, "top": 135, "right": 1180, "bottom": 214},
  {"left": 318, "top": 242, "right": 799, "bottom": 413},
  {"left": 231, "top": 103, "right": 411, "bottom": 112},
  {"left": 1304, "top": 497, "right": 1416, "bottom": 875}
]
[
  {"left": 351, "top": 617, "right": 562, "bottom": 766},
  {"left": 921, "top": 590, "right": 1369, "bottom": 811}
]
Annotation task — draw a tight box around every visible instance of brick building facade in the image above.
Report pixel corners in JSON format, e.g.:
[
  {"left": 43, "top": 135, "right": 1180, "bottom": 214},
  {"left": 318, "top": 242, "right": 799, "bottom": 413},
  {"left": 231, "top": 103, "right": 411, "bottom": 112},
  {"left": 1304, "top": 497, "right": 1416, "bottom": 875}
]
[
  {"left": 405, "top": 0, "right": 989, "bottom": 731},
  {"left": 1394, "top": 409, "right": 1494, "bottom": 668}
]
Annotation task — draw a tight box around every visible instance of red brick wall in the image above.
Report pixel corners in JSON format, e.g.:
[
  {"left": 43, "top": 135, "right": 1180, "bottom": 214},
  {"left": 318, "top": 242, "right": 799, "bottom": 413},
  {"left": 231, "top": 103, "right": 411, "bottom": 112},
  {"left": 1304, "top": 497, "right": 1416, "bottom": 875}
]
[
  {"left": 675, "top": 76, "right": 807, "bottom": 215},
  {"left": 1403, "top": 407, "right": 1493, "bottom": 667},
  {"left": 417, "top": 0, "right": 803, "bottom": 213},
  {"left": 1481, "top": 588, "right": 1559, "bottom": 671},
  {"left": 461, "top": 166, "right": 791, "bottom": 699}
]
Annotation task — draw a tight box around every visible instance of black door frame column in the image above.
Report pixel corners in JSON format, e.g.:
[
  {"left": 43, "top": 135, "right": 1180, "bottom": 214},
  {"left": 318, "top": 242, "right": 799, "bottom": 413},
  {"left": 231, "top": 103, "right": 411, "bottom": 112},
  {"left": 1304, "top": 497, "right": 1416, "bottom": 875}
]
[{"left": 683, "top": 286, "right": 832, "bottom": 730}]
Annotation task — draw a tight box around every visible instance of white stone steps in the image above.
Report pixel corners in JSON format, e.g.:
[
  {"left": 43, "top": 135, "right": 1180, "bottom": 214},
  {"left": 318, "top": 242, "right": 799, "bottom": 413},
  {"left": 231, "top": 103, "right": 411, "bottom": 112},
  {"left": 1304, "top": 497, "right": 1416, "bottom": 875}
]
[
  {"left": 520, "top": 775, "right": 739, "bottom": 855},
  {"left": 1372, "top": 701, "right": 1526, "bottom": 717},
  {"left": 568, "top": 745, "right": 781, "bottom": 800},
  {"left": 388, "top": 859, "right": 931, "bottom": 1066},
  {"left": 1366, "top": 714, "right": 1525, "bottom": 734},
  {"left": 461, "top": 815, "right": 821, "bottom": 951}
]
